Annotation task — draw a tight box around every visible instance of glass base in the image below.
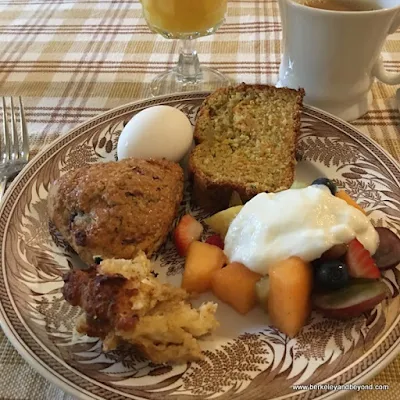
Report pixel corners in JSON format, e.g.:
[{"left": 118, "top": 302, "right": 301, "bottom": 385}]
[{"left": 150, "top": 67, "right": 231, "bottom": 97}]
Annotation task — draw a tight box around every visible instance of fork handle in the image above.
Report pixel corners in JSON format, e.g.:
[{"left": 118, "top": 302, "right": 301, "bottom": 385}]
[{"left": 0, "top": 177, "right": 8, "bottom": 203}]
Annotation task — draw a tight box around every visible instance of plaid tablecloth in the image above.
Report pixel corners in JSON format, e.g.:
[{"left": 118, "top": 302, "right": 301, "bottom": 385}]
[{"left": 0, "top": 0, "right": 399, "bottom": 399}]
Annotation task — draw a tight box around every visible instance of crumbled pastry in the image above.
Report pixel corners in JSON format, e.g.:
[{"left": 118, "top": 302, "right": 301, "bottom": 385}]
[{"left": 62, "top": 252, "right": 219, "bottom": 364}]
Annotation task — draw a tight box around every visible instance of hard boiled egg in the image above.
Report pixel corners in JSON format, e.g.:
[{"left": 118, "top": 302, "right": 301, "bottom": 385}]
[{"left": 117, "top": 105, "right": 193, "bottom": 162}]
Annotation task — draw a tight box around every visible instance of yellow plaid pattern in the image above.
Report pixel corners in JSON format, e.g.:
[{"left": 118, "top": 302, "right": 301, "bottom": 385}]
[{"left": 0, "top": 0, "right": 399, "bottom": 399}]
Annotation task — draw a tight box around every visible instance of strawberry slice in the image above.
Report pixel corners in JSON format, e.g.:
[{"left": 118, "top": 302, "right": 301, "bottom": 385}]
[
  {"left": 345, "top": 239, "right": 381, "bottom": 279},
  {"left": 174, "top": 214, "right": 204, "bottom": 257},
  {"left": 205, "top": 234, "right": 224, "bottom": 250}
]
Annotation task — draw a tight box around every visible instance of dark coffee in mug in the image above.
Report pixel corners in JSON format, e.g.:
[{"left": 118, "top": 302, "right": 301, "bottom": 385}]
[{"left": 299, "top": 0, "right": 380, "bottom": 11}]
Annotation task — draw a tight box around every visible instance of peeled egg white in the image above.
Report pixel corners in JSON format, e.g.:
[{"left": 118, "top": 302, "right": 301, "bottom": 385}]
[{"left": 117, "top": 105, "right": 193, "bottom": 162}]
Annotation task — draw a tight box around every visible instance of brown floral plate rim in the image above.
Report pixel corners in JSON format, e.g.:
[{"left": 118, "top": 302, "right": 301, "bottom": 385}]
[{"left": 0, "top": 91, "right": 400, "bottom": 400}]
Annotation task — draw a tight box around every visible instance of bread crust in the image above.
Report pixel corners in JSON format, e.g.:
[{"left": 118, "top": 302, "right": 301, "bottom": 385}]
[
  {"left": 48, "top": 158, "right": 184, "bottom": 264},
  {"left": 189, "top": 83, "right": 305, "bottom": 212}
]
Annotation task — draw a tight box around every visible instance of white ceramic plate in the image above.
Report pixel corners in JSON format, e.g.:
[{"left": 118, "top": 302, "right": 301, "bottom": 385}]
[{"left": 1, "top": 92, "right": 400, "bottom": 400}]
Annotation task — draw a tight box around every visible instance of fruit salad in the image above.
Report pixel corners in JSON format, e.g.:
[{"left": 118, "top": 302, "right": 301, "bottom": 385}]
[{"left": 173, "top": 179, "right": 400, "bottom": 339}]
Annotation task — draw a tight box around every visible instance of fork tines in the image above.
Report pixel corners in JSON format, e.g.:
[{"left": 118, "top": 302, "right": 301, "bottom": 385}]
[{"left": 1, "top": 96, "right": 29, "bottom": 165}]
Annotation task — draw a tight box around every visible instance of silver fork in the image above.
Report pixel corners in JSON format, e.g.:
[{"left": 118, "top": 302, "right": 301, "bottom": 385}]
[{"left": 0, "top": 97, "right": 29, "bottom": 203}]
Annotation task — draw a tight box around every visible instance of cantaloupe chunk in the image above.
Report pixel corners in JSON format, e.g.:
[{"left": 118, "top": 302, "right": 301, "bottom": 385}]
[
  {"left": 182, "top": 241, "right": 226, "bottom": 293},
  {"left": 336, "top": 190, "right": 366, "bottom": 215},
  {"left": 211, "top": 262, "right": 262, "bottom": 314},
  {"left": 268, "top": 257, "right": 313, "bottom": 337}
]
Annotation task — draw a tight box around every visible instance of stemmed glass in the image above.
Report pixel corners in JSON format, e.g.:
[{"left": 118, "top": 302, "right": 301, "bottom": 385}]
[{"left": 140, "top": 0, "right": 231, "bottom": 96}]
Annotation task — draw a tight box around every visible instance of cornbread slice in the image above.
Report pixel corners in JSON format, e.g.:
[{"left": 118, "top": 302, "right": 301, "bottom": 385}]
[{"left": 189, "top": 84, "right": 304, "bottom": 211}]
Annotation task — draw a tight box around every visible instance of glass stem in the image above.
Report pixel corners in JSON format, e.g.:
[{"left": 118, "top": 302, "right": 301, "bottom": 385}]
[{"left": 175, "top": 39, "right": 202, "bottom": 83}]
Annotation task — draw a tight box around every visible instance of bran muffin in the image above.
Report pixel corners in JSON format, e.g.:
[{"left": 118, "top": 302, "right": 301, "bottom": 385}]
[{"left": 48, "top": 158, "right": 184, "bottom": 265}]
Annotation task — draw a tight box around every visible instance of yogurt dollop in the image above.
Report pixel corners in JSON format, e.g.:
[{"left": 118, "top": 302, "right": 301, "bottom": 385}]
[{"left": 224, "top": 186, "right": 379, "bottom": 275}]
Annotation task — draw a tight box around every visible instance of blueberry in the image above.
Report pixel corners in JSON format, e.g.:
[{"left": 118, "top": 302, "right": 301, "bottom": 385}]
[
  {"left": 315, "top": 260, "right": 349, "bottom": 290},
  {"left": 312, "top": 177, "right": 337, "bottom": 195}
]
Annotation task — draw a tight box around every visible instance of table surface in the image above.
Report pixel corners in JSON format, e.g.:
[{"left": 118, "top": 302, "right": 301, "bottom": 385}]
[{"left": 0, "top": 0, "right": 399, "bottom": 399}]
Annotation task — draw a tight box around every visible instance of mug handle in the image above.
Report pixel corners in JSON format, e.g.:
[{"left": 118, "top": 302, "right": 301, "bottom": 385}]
[{"left": 372, "top": 13, "right": 400, "bottom": 85}]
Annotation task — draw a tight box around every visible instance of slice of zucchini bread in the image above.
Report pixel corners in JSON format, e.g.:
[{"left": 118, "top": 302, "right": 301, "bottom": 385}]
[{"left": 189, "top": 83, "right": 305, "bottom": 212}]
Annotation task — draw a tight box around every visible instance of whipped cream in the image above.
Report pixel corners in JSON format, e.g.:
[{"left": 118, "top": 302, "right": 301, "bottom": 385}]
[{"left": 224, "top": 186, "right": 379, "bottom": 275}]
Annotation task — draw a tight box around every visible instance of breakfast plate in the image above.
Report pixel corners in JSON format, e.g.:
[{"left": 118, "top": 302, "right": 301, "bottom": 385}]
[{"left": 1, "top": 91, "right": 400, "bottom": 400}]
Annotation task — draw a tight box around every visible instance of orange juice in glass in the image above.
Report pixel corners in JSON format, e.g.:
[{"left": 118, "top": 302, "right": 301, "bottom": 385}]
[
  {"left": 140, "top": 0, "right": 230, "bottom": 95},
  {"left": 142, "top": 0, "right": 227, "bottom": 38}
]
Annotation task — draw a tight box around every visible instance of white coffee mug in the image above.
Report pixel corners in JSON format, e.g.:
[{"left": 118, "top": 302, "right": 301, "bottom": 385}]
[{"left": 277, "top": 0, "right": 400, "bottom": 121}]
